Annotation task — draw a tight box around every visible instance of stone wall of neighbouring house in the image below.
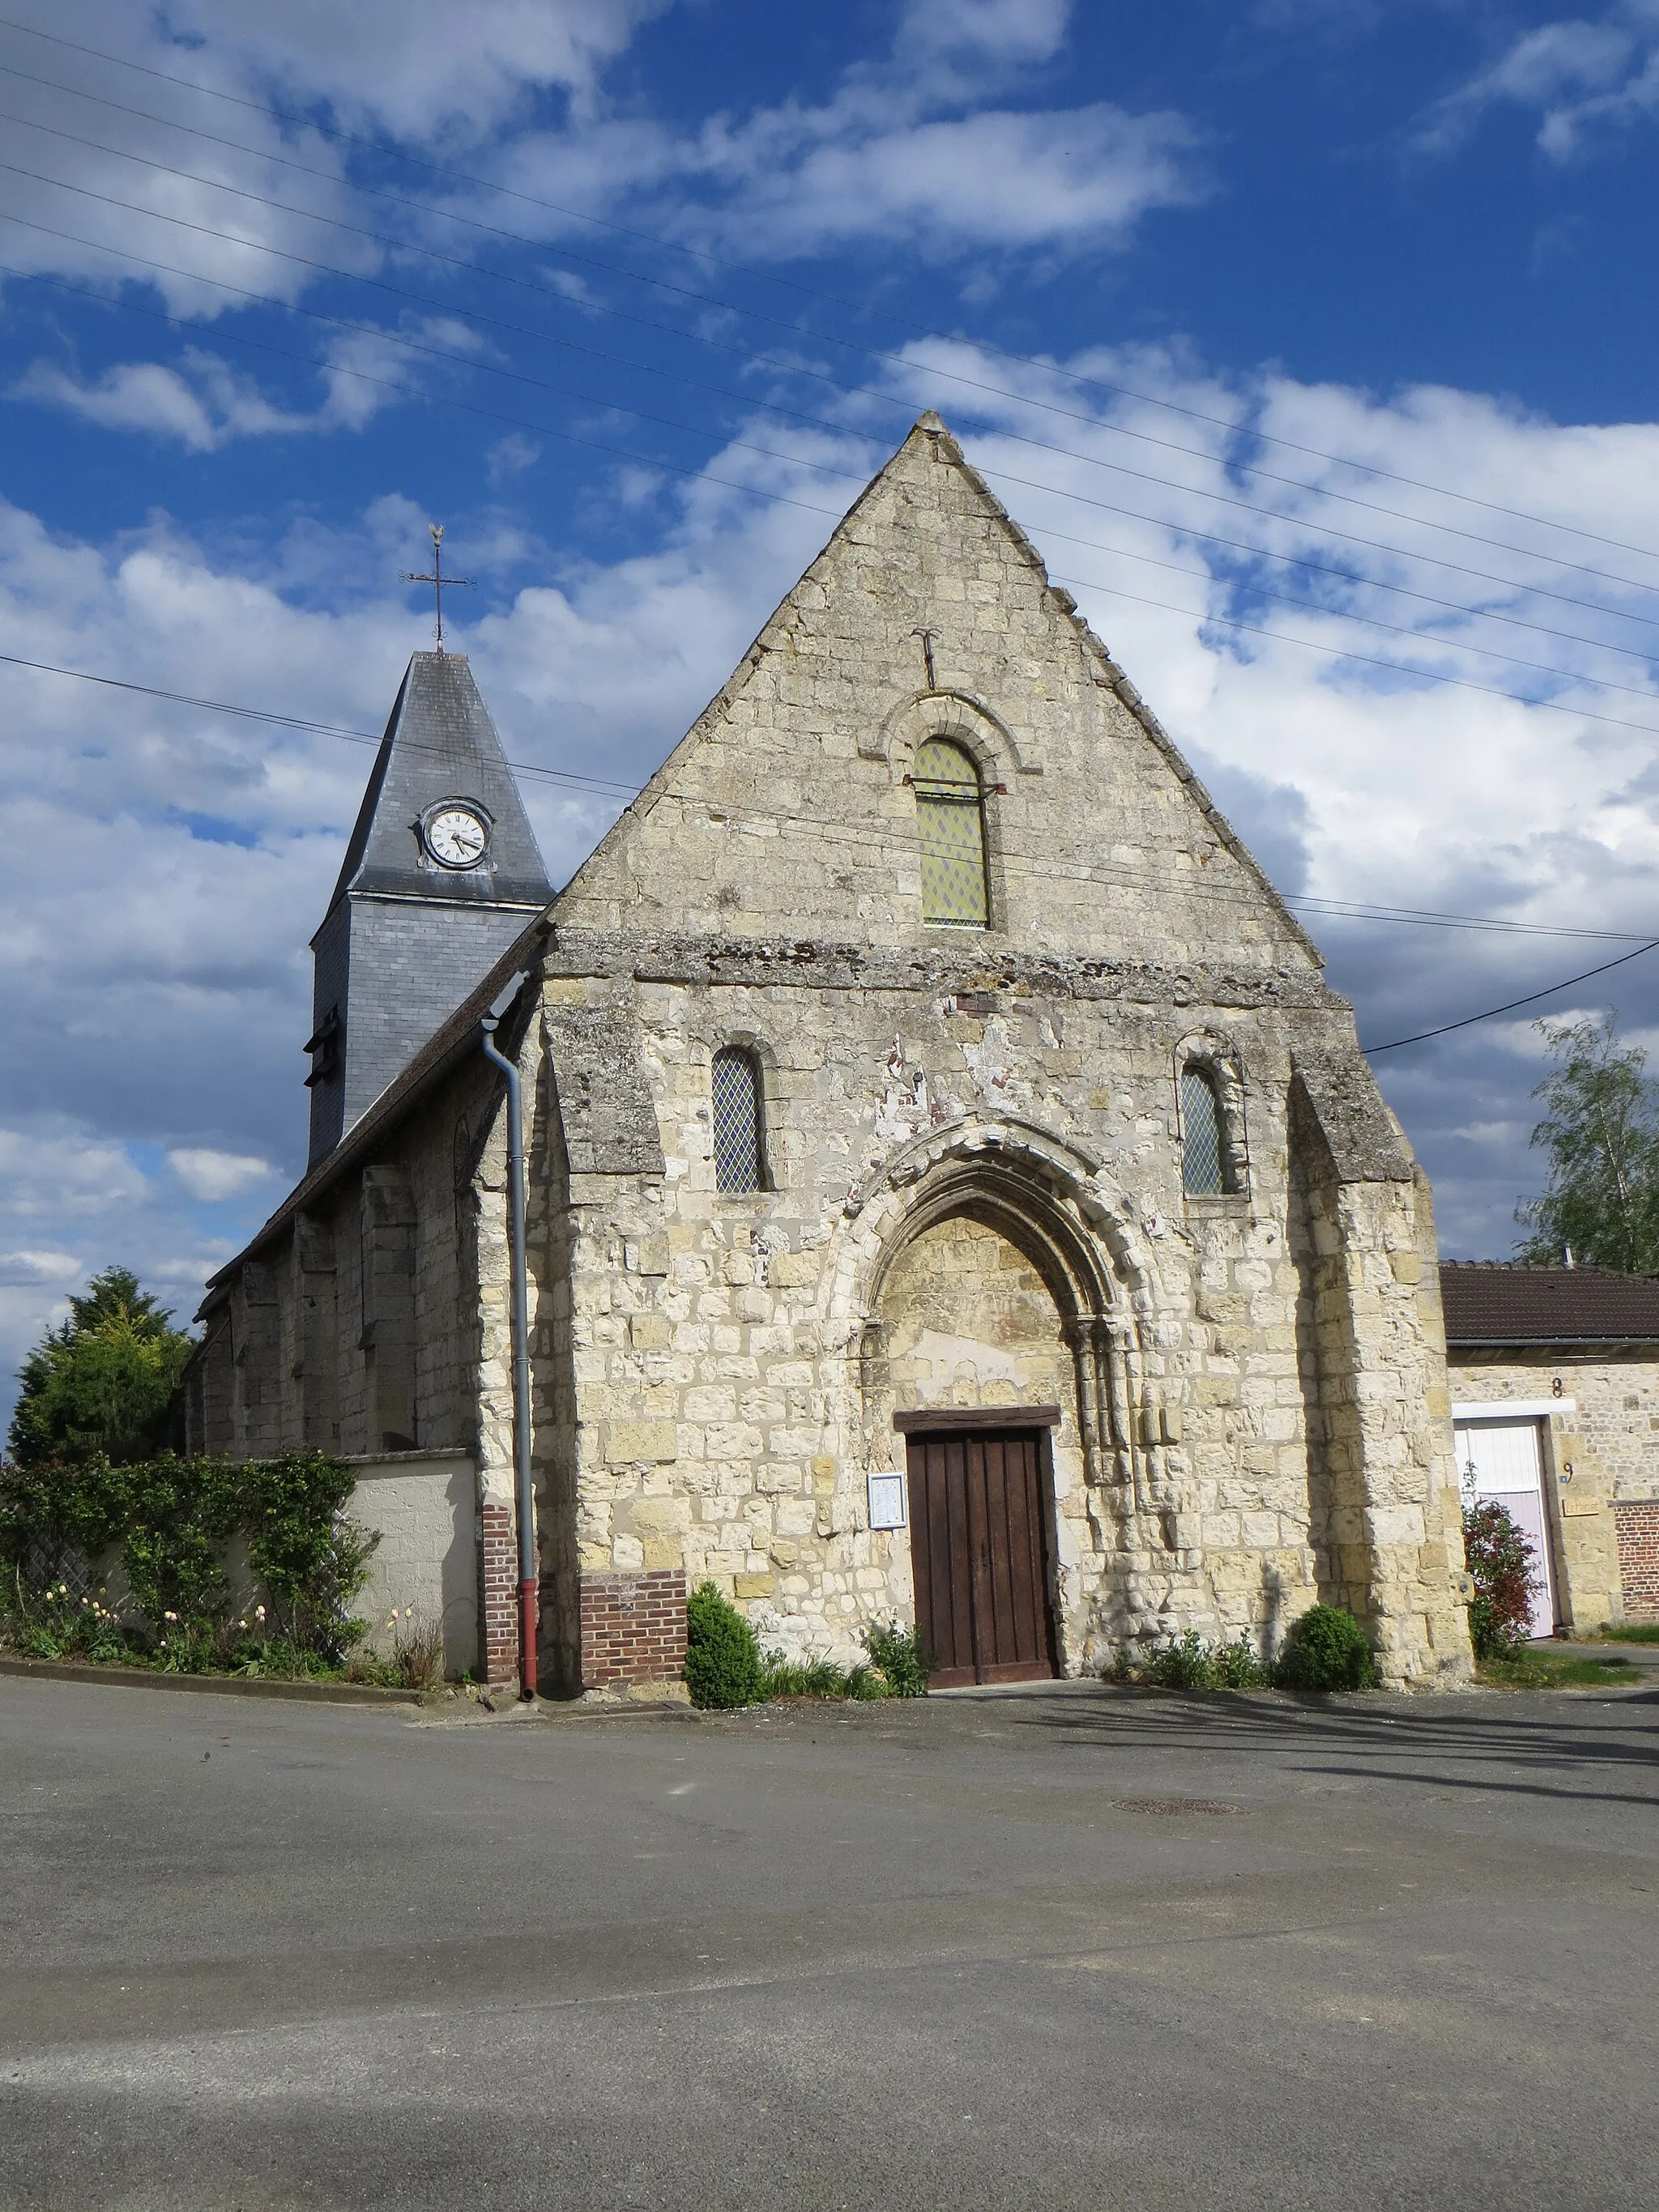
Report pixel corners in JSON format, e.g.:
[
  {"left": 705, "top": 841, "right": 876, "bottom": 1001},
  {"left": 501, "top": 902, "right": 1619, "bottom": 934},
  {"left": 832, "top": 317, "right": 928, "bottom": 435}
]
[{"left": 1447, "top": 1355, "right": 1659, "bottom": 1629}]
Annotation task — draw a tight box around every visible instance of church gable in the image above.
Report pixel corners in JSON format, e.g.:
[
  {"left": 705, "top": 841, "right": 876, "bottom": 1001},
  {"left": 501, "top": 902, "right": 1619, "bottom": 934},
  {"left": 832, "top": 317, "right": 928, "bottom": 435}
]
[{"left": 555, "top": 414, "right": 1318, "bottom": 974}]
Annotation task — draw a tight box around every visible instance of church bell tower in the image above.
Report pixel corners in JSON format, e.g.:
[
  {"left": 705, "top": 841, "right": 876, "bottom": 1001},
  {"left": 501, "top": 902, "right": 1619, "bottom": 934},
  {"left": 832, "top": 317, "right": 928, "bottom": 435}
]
[{"left": 304, "top": 651, "right": 554, "bottom": 1166}]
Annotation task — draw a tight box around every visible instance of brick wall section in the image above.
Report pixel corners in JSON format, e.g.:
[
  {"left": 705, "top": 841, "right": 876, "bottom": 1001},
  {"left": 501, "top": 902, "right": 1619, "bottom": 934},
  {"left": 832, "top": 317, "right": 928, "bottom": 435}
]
[
  {"left": 479, "top": 1501, "right": 519, "bottom": 1686},
  {"left": 1614, "top": 1502, "right": 1659, "bottom": 1621},
  {"left": 580, "top": 1570, "right": 688, "bottom": 1690}
]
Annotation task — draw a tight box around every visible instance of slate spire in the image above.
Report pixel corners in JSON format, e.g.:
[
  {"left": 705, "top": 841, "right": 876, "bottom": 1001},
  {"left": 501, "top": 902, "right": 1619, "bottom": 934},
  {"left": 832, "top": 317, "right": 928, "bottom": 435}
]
[{"left": 305, "top": 652, "right": 553, "bottom": 1166}]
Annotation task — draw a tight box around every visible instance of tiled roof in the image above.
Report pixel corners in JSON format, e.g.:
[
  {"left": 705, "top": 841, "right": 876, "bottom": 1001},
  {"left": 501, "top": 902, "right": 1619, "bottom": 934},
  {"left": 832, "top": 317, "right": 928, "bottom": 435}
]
[{"left": 1439, "top": 1261, "right": 1659, "bottom": 1345}]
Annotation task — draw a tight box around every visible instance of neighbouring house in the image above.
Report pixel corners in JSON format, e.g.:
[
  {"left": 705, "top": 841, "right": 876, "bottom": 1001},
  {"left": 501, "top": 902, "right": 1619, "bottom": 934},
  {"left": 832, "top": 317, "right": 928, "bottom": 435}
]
[
  {"left": 186, "top": 415, "right": 1473, "bottom": 1694},
  {"left": 1443, "top": 1261, "right": 1659, "bottom": 1630}
]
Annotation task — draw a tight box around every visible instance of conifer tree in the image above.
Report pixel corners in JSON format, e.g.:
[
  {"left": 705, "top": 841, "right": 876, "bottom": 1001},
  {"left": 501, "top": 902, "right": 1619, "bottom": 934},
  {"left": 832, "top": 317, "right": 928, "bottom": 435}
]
[
  {"left": 1516, "top": 1012, "right": 1659, "bottom": 1272},
  {"left": 7, "top": 1268, "right": 194, "bottom": 1468}
]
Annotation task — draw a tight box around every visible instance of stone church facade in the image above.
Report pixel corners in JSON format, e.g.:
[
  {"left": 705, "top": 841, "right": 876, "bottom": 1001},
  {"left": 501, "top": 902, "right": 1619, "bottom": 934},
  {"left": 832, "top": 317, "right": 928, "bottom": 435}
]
[{"left": 189, "top": 416, "right": 1473, "bottom": 1693}]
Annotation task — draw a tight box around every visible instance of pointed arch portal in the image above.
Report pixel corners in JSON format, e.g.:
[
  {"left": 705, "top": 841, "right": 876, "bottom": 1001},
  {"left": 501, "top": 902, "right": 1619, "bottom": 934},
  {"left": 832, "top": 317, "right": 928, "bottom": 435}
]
[{"left": 847, "top": 1123, "right": 1158, "bottom": 1679}]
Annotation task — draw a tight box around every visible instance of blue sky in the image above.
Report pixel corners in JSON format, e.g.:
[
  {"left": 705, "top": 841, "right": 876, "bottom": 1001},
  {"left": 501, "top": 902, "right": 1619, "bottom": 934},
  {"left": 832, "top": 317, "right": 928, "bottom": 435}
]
[{"left": 5, "top": 0, "right": 1659, "bottom": 1418}]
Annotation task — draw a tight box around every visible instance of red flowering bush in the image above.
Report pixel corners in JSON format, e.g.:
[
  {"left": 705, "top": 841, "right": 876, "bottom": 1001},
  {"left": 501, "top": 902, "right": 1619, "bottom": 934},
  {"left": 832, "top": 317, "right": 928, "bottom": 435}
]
[{"left": 1462, "top": 1500, "right": 1540, "bottom": 1660}]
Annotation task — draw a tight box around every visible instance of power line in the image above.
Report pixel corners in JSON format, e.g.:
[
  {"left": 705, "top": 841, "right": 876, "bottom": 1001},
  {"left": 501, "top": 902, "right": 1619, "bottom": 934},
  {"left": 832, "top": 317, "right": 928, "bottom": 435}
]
[
  {"left": 0, "top": 226, "right": 855, "bottom": 509},
  {"left": 1363, "top": 939, "right": 1659, "bottom": 1053},
  {"left": 8, "top": 104, "right": 1659, "bottom": 670},
  {"left": 6, "top": 113, "right": 1659, "bottom": 620},
  {"left": 13, "top": 234, "right": 1659, "bottom": 797},
  {"left": 4, "top": 643, "right": 1653, "bottom": 945},
  {"left": 4, "top": 15, "right": 1658, "bottom": 573},
  {"left": 1041, "top": 565, "right": 1659, "bottom": 744},
  {"left": 1293, "top": 895, "right": 1647, "bottom": 942},
  {"left": 9, "top": 202, "right": 1659, "bottom": 712},
  {"left": 13, "top": 226, "right": 1659, "bottom": 761},
  {"left": 0, "top": 648, "right": 642, "bottom": 798}
]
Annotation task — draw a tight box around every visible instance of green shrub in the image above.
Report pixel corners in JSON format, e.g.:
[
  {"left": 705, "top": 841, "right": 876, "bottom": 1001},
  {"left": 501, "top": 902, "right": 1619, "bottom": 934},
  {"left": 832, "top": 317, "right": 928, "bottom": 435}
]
[
  {"left": 1115, "top": 1630, "right": 1273, "bottom": 1690},
  {"left": 846, "top": 1662, "right": 892, "bottom": 1700},
  {"left": 241, "top": 1454, "right": 375, "bottom": 1662},
  {"left": 1274, "top": 1605, "right": 1377, "bottom": 1692},
  {"left": 1146, "top": 1628, "right": 1214, "bottom": 1689},
  {"left": 1212, "top": 1636, "right": 1271, "bottom": 1689},
  {"left": 684, "top": 1580, "right": 766, "bottom": 1708},
  {"left": 1462, "top": 1499, "right": 1538, "bottom": 1660},
  {"left": 862, "top": 1618, "right": 932, "bottom": 1697},
  {"left": 1, "top": 1450, "right": 374, "bottom": 1671}
]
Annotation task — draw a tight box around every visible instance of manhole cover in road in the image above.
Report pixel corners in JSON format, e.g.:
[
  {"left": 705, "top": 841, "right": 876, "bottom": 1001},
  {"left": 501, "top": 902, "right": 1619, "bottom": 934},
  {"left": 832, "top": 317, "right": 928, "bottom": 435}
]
[{"left": 1111, "top": 1796, "right": 1244, "bottom": 1817}]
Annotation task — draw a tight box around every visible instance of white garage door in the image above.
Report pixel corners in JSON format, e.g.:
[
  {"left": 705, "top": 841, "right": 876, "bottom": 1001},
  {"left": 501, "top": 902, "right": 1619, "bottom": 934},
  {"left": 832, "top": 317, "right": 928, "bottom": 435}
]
[{"left": 1452, "top": 1418, "right": 1555, "bottom": 1639}]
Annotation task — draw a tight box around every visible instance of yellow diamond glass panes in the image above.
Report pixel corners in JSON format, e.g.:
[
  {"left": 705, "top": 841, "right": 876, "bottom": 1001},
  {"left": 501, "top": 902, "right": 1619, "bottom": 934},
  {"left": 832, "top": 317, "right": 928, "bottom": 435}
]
[{"left": 914, "top": 738, "right": 988, "bottom": 927}]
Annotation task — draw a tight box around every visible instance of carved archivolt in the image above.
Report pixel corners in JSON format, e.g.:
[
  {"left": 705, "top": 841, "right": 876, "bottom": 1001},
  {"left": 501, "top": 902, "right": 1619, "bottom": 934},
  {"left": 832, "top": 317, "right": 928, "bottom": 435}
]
[
  {"left": 830, "top": 1114, "right": 1169, "bottom": 1509},
  {"left": 863, "top": 688, "right": 1041, "bottom": 778}
]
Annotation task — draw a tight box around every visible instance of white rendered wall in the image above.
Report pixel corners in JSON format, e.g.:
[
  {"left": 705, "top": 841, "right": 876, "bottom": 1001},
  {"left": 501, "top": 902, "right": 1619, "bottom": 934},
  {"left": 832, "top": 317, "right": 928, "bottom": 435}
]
[{"left": 348, "top": 1452, "right": 479, "bottom": 1677}]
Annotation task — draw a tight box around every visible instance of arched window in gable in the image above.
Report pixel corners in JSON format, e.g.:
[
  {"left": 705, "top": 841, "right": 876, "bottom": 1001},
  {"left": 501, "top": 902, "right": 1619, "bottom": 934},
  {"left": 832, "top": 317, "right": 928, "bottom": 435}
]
[
  {"left": 712, "top": 1046, "right": 766, "bottom": 1193},
  {"left": 1179, "top": 1063, "right": 1233, "bottom": 1196},
  {"left": 913, "top": 736, "right": 989, "bottom": 927}
]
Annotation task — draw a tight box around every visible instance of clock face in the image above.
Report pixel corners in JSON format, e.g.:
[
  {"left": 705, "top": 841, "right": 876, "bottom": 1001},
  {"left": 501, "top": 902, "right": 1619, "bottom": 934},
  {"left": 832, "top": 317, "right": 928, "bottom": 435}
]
[{"left": 425, "top": 803, "right": 489, "bottom": 869}]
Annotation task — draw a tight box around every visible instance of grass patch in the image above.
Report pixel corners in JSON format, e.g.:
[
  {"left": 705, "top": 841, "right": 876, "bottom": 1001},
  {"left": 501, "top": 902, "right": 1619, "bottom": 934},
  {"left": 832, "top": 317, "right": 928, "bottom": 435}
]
[
  {"left": 760, "top": 1655, "right": 851, "bottom": 1700},
  {"left": 1477, "top": 1649, "right": 1644, "bottom": 1690},
  {"left": 1597, "top": 1622, "right": 1659, "bottom": 1644}
]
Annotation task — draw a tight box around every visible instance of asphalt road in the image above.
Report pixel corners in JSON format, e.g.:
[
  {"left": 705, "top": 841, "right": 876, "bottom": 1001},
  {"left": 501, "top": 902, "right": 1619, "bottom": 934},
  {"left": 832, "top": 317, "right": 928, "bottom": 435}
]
[{"left": 2, "top": 1673, "right": 1656, "bottom": 2212}]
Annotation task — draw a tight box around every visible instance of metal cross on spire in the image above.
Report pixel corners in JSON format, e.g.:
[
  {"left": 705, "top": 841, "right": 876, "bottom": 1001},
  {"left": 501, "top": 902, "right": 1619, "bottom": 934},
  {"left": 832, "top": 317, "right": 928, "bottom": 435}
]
[{"left": 401, "top": 522, "right": 475, "bottom": 654}]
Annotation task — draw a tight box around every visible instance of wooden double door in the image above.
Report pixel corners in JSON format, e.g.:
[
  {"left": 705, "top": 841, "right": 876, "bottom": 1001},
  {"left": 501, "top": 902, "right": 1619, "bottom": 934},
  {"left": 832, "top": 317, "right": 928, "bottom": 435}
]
[{"left": 905, "top": 1426, "right": 1058, "bottom": 1687}]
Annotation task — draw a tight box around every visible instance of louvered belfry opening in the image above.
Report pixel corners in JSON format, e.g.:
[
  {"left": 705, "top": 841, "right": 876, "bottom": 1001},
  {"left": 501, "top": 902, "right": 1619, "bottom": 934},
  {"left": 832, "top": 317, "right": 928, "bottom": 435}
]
[
  {"left": 711, "top": 1046, "right": 765, "bottom": 1192},
  {"left": 913, "top": 736, "right": 989, "bottom": 927},
  {"left": 1181, "top": 1066, "right": 1228, "bottom": 1195}
]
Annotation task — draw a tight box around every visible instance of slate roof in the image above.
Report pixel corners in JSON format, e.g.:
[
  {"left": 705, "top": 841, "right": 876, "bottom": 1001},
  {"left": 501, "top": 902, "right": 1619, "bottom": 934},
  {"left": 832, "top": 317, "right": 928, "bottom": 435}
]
[
  {"left": 199, "top": 916, "right": 549, "bottom": 1311},
  {"left": 1439, "top": 1261, "right": 1659, "bottom": 1346},
  {"left": 318, "top": 650, "right": 553, "bottom": 926}
]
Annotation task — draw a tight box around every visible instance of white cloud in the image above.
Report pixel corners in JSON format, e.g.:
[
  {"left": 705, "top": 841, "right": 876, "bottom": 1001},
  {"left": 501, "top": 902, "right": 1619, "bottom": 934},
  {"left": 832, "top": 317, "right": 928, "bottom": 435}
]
[
  {"left": 0, "top": 0, "right": 672, "bottom": 150},
  {"left": 1415, "top": 4, "right": 1659, "bottom": 160},
  {"left": 461, "top": 4, "right": 1204, "bottom": 270},
  {"left": 896, "top": 0, "right": 1073, "bottom": 66},
  {"left": 14, "top": 355, "right": 313, "bottom": 452},
  {"left": 0, "top": 0, "right": 666, "bottom": 318},
  {"left": 487, "top": 433, "right": 542, "bottom": 484},
  {"left": 168, "top": 1149, "right": 276, "bottom": 1202},
  {"left": 6, "top": 345, "right": 1659, "bottom": 1419},
  {"left": 0, "top": 0, "right": 1201, "bottom": 341},
  {"left": 0, "top": 1250, "right": 83, "bottom": 1286},
  {"left": 707, "top": 104, "right": 1204, "bottom": 259},
  {"left": 10, "top": 317, "right": 485, "bottom": 450}
]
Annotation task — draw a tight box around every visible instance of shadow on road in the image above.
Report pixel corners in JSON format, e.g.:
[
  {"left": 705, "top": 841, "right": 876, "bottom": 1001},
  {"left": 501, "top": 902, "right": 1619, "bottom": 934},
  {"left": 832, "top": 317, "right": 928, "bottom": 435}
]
[{"left": 919, "top": 1681, "right": 1659, "bottom": 1809}]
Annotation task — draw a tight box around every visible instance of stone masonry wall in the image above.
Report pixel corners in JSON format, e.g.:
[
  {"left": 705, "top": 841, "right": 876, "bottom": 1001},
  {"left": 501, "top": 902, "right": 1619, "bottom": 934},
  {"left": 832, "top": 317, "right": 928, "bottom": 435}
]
[
  {"left": 1446, "top": 1353, "right": 1659, "bottom": 1628},
  {"left": 510, "top": 418, "right": 1471, "bottom": 1688},
  {"left": 530, "top": 948, "right": 1467, "bottom": 1686},
  {"left": 192, "top": 413, "right": 1473, "bottom": 1694}
]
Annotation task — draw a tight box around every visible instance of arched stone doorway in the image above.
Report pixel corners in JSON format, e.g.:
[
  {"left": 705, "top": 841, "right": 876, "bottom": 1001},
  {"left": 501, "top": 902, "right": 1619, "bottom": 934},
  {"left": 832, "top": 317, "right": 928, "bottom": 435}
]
[
  {"left": 845, "top": 1123, "right": 1150, "bottom": 1681},
  {"left": 880, "top": 1216, "right": 1070, "bottom": 1684}
]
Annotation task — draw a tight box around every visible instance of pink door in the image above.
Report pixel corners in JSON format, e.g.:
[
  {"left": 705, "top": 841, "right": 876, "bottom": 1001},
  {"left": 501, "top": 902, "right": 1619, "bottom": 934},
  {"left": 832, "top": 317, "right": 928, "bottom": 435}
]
[{"left": 1454, "top": 1419, "right": 1555, "bottom": 1639}]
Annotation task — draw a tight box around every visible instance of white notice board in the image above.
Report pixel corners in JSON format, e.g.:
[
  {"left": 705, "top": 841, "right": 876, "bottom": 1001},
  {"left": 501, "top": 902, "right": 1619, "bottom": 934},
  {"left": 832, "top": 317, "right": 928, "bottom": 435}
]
[{"left": 868, "top": 1471, "right": 906, "bottom": 1529}]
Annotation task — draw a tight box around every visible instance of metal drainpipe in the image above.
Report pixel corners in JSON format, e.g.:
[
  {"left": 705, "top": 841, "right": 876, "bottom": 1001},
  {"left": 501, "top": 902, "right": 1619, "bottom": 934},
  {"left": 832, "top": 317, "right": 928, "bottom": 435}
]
[{"left": 480, "top": 974, "right": 536, "bottom": 1700}]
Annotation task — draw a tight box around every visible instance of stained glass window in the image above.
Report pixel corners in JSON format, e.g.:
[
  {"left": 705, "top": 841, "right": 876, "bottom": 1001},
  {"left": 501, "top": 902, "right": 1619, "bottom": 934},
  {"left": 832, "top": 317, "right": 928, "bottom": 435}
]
[
  {"left": 1180, "top": 1067, "right": 1227, "bottom": 1195},
  {"left": 914, "top": 737, "right": 989, "bottom": 927},
  {"left": 712, "top": 1046, "right": 764, "bottom": 1192}
]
